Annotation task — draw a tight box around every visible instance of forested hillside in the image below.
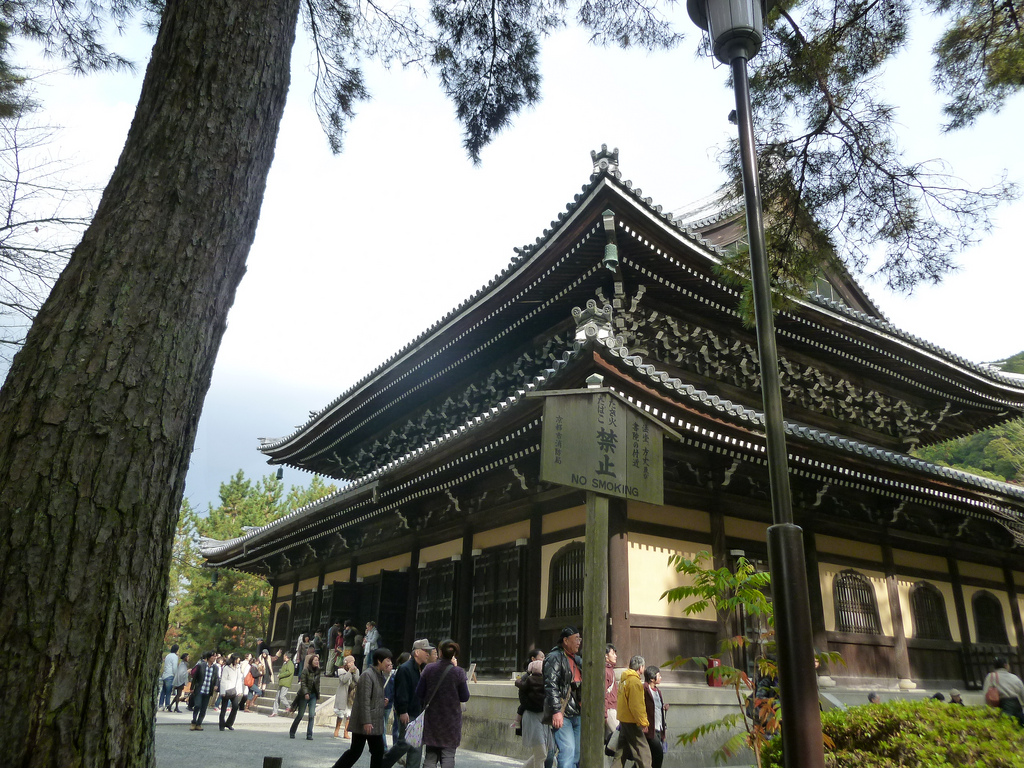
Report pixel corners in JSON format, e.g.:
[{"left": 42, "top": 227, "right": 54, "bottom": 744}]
[{"left": 912, "top": 353, "right": 1024, "bottom": 484}]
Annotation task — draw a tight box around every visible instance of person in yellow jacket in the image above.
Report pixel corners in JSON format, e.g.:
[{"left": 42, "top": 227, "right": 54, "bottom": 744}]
[{"left": 613, "top": 656, "right": 652, "bottom": 768}]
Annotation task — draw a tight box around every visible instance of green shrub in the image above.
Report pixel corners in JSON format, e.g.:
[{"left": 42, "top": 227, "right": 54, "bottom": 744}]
[{"left": 762, "top": 699, "right": 1024, "bottom": 767}]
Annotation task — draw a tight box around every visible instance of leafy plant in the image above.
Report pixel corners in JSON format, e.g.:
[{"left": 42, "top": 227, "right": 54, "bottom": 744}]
[
  {"left": 662, "top": 551, "right": 842, "bottom": 767},
  {"left": 762, "top": 698, "right": 1024, "bottom": 767}
]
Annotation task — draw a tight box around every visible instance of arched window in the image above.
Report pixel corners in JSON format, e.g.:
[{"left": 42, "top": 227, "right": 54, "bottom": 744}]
[
  {"left": 973, "top": 591, "right": 1009, "bottom": 645},
  {"left": 546, "top": 542, "right": 585, "bottom": 619},
  {"left": 833, "top": 570, "right": 882, "bottom": 634},
  {"left": 273, "top": 603, "right": 291, "bottom": 643},
  {"left": 910, "top": 582, "right": 951, "bottom": 641}
]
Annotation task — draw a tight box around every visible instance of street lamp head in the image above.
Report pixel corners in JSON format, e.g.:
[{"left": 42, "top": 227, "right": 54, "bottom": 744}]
[{"left": 686, "top": 0, "right": 770, "bottom": 65}]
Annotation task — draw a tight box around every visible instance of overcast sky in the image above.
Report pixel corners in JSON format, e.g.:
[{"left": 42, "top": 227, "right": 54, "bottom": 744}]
[{"left": 14, "top": 7, "right": 1024, "bottom": 511}]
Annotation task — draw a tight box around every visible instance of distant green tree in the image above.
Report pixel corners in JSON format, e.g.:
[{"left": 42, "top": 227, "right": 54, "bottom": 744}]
[
  {"left": 166, "top": 471, "right": 335, "bottom": 658},
  {"left": 996, "top": 351, "right": 1024, "bottom": 375},
  {"left": 913, "top": 352, "right": 1024, "bottom": 484}
]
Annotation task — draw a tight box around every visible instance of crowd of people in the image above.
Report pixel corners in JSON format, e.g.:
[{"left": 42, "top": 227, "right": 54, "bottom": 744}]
[{"left": 159, "top": 623, "right": 1024, "bottom": 767}]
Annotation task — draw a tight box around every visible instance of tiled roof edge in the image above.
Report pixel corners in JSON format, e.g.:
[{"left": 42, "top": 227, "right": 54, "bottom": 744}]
[{"left": 591, "top": 334, "right": 1024, "bottom": 503}]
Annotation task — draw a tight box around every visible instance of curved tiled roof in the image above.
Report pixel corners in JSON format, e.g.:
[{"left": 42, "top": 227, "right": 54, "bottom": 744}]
[
  {"left": 261, "top": 159, "right": 1024, "bottom": 461},
  {"left": 212, "top": 315, "right": 1024, "bottom": 564},
  {"left": 258, "top": 167, "right": 712, "bottom": 455}
]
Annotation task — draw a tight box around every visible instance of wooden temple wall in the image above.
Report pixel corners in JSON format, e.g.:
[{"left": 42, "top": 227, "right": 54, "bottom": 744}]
[{"left": 265, "top": 496, "right": 1024, "bottom": 689}]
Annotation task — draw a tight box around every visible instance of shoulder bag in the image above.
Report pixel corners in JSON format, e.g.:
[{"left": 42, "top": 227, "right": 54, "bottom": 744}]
[
  {"left": 985, "top": 672, "right": 1002, "bottom": 707},
  {"left": 406, "top": 663, "right": 455, "bottom": 749}
]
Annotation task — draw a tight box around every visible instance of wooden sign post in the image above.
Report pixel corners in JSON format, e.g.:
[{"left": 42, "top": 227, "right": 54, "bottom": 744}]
[{"left": 531, "top": 377, "right": 676, "bottom": 768}]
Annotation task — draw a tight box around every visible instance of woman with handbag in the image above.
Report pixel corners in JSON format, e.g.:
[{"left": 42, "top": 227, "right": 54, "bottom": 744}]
[
  {"left": 983, "top": 657, "right": 1024, "bottom": 726},
  {"left": 219, "top": 655, "right": 242, "bottom": 731},
  {"left": 415, "top": 639, "right": 471, "bottom": 768},
  {"left": 245, "top": 660, "right": 265, "bottom": 712},
  {"left": 643, "top": 666, "right": 669, "bottom": 768},
  {"left": 290, "top": 652, "right": 323, "bottom": 740}
]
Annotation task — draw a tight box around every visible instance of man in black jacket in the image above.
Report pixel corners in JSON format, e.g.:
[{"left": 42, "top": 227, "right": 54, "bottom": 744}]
[
  {"left": 382, "top": 639, "right": 434, "bottom": 768},
  {"left": 544, "top": 627, "right": 583, "bottom": 768},
  {"left": 189, "top": 651, "right": 220, "bottom": 732}
]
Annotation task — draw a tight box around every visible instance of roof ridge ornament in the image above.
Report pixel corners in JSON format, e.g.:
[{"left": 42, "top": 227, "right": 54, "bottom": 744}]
[
  {"left": 591, "top": 144, "right": 621, "bottom": 179},
  {"left": 572, "top": 299, "right": 614, "bottom": 344}
]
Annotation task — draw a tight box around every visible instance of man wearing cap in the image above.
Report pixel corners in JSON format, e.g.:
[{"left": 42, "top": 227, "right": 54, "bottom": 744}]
[
  {"left": 949, "top": 689, "right": 964, "bottom": 705},
  {"left": 382, "top": 639, "right": 435, "bottom": 768},
  {"left": 544, "top": 627, "right": 583, "bottom": 768}
]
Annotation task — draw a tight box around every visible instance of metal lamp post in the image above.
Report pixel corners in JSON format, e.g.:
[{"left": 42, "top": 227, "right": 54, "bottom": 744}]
[{"left": 685, "top": 1, "right": 825, "bottom": 767}]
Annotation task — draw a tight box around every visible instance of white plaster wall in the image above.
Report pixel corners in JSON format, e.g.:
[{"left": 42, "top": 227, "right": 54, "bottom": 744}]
[
  {"left": 816, "top": 535, "right": 882, "bottom": 563},
  {"left": 628, "top": 502, "right": 710, "bottom": 532},
  {"left": 324, "top": 567, "right": 350, "bottom": 584},
  {"left": 541, "top": 506, "right": 585, "bottom": 535},
  {"left": 724, "top": 517, "right": 769, "bottom": 543},
  {"left": 627, "top": 533, "right": 717, "bottom": 621},
  {"left": 357, "top": 552, "right": 412, "bottom": 578},
  {"left": 959, "top": 561, "right": 1003, "bottom": 582},
  {"left": 419, "top": 539, "right": 462, "bottom": 564},
  {"left": 892, "top": 549, "right": 948, "bottom": 574},
  {"left": 474, "top": 521, "right": 530, "bottom": 550}
]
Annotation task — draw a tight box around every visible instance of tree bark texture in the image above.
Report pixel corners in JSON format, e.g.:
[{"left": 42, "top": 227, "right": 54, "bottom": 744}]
[{"left": 0, "top": 0, "right": 301, "bottom": 766}]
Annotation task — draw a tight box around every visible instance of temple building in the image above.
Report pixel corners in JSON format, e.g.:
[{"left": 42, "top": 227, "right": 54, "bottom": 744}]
[{"left": 201, "top": 147, "right": 1024, "bottom": 698}]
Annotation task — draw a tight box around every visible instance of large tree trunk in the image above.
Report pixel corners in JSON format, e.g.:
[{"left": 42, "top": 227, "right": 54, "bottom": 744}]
[{"left": 0, "top": 0, "right": 301, "bottom": 765}]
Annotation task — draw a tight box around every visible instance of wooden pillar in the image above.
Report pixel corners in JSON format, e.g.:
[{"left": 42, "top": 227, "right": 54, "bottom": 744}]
[
  {"left": 710, "top": 502, "right": 731, "bottom": 666},
  {"left": 608, "top": 498, "right": 630, "bottom": 659},
  {"left": 882, "top": 542, "right": 913, "bottom": 687},
  {"left": 802, "top": 527, "right": 829, "bottom": 655},
  {"left": 949, "top": 557, "right": 973, "bottom": 647},
  {"left": 582, "top": 493, "right": 610, "bottom": 768},
  {"left": 290, "top": 576, "right": 300, "bottom": 645},
  {"left": 269, "top": 583, "right": 280, "bottom": 643},
  {"left": 405, "top": 546, "right": 420, "bottom": 652},
  {"left": 456, "top": 529, "right": 474, "bottom": 660},
  {"left": 948, "top": 556, "right": 975, "bottom": 686},
  {"left": 526, "top": 510, "right": 543, "bottom": 654},
  {"left": 1003, "top": 566, "right": 1024, "bottom": 654},
  {"left": 314, "top": 570, "right": 326, "bottom": 629}
]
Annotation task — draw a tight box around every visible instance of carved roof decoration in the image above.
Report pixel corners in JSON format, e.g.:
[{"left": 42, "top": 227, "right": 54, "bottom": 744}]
[
  {"left": 239, "top": 150, "right": 1024, "bottom": 576},
  {"left": 210, "top": 303, "right": 1024, "bottom": 570}
]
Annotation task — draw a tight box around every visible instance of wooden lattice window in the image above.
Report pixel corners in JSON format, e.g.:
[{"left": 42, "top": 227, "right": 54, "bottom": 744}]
[
  {"left": 833, "top": 570, "right": 882, "bottom": 634},
  {"left": 471, "top": 545, "right": 525, "bottom": 675},
  {"left": 415, "top": 559, "right": 458, "bottom": 644},
  {"left": 318, "top": 584, "right": 334, "bottom": 630},
  {"left": 291, "top": 592, "right": 315, "bottom": 640},
  {"left": 973, "top": 591, "right": 1009, "bottom": 645},
  {"left": 546, "top": 542, "right": 585, "bottom": 619},
  {"left": 910, "top": 582, "right": 951, "bottom": 641}
]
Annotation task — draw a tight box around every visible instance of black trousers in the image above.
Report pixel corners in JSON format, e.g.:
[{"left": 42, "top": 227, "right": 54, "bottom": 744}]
[
  {"left": 1000, "top": 697, "right": 1024, "bottom": 727},
  {"left": 191, "top": 693, "right": 211, "bottom": 726},
  {"left": 219, "top": 694, "right": 240, "bottom": 729},
  {"left": 645, "top": 732, "right": 664, "bottom": 768},
  {"left": 333, "top": 734, "right": 385, "bottom": 768}
]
